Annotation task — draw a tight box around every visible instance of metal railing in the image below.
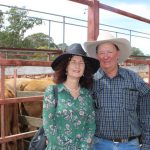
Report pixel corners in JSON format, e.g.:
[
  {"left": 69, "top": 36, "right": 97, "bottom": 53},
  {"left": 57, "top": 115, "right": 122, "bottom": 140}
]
[
  {"left": 0, "top": 4, "right": 150, "bottom": 54},
  {"left": 0, "top": 2, "right": 150, "bottom": 150}
]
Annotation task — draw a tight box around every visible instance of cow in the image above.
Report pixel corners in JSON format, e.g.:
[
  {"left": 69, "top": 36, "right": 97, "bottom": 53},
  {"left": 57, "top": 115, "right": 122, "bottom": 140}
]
[
  {"left": 0, "top": 85, "right": 23, "bottom": 150},
  {"left": 18, "top": 77, "right": 55, "bottom": 132},
  {"left": 5, "top": 78, "right": 33, "bottom": 92},
  {"left": 20, "top": 77, "right": 55, "bottom": 91}
]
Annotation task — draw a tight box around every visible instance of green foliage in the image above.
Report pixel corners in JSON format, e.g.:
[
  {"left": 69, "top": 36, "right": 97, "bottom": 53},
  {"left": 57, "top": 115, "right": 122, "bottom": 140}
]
[
  {"left": 32, "top": 52, "right": 48, "bottom": 61},
  {"left": 24, "top": 33, "right": 58, "bottom": 49},
  {"left": 58, "top": 43, "right": 68, "bottom": 51},
  {"left": 0, "top": 10, "right": 4, "bottom": 30},
  {"left": 131, "top": 47, "right": 144, "bottom": 56},
  {"left": 0, "top": 7, "right": 42, "bottom": 48},
  {"left": 0, "top": 7, "right": 62, "bottom": 60},
  {"left": 6, "top": 7, "right": 42, "bottom": 38}
]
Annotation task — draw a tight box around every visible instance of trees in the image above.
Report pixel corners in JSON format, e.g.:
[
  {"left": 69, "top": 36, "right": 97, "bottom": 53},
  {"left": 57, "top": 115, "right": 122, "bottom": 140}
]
[
  {"left": 58, "top": 43, "right": 68, "bottom": 51},
  {"left": 0, "top": 10, "right": 4, "bottom": 30},
  {"left": 24, "top": 33, "right": 58, "bottom": 49},
  {"left": 0, "top": 7, "right": 61, "bottom": 60},
  {"left": 131, "top": 47, "right": 144, "bottom": 56},
  {"left": 0, "top": 7, "right": 42, "bottom": 48},
  {"left": 0, "top": 7, "right": 60, "bottom": 50}
]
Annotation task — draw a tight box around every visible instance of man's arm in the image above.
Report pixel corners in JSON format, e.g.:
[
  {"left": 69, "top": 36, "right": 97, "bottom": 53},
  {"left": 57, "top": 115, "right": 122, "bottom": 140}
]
[{"left": 137, "top": 94, "right": 150, "bottom": 150}]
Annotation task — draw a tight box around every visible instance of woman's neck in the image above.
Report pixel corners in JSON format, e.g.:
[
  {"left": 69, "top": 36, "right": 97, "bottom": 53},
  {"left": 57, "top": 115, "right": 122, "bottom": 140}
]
[
  {"left": 64, "top": 78, "right": 80, "bottom": 99},
  {"left": 64, "top": 78, "right": 79, "bottom": 91}
]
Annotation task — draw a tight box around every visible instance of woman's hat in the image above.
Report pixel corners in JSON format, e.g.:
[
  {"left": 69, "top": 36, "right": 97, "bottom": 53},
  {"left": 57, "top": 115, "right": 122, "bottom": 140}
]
[
  {"left": 51, "top": 43, "right": 99, "bottom": 74},
  {"left": 84, "top": 32, "right": 131, "bottom": 63}
]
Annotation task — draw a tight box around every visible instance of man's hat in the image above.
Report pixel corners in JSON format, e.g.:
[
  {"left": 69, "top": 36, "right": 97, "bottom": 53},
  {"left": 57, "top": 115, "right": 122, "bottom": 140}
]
[
  {"left": 51, "top": 43, "right": 99, "bottom": 74},
  {"left": 84, "top": 32, "right": 131, "bottom": 63}
]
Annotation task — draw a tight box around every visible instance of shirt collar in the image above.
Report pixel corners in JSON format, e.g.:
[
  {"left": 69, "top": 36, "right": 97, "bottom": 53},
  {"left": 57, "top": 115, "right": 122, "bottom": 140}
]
[
  {"left": 57, "top": 83, "right": 64, "bottom": 92},
  {"left": 94, "top": 67, "right": 126, "bottom": 80},
  {"left": 118, "top": 67, "right": 127, "bottom": 79}
]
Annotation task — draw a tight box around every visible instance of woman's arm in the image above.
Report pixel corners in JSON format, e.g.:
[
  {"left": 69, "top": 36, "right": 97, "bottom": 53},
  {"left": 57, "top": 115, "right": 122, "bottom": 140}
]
[{"left": 43, "top": 85, "right": 57, "bottom": 144}]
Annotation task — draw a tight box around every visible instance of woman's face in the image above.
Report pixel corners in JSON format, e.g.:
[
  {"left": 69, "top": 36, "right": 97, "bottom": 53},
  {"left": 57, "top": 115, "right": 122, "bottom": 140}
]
[{"left": 67, "top": 55, "right": 85, "bottom": 79}]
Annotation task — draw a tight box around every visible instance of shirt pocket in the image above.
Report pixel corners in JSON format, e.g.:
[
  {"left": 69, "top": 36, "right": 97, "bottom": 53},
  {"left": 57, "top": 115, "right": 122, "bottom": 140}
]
[{"left": 121, "top": 88, "right": 139, "bottom": 111}]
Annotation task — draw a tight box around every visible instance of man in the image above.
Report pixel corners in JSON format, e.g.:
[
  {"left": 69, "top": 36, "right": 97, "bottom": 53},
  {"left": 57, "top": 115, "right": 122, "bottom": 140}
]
[{"left": 84, "top": 32, "right": 150, "bottom": 150}]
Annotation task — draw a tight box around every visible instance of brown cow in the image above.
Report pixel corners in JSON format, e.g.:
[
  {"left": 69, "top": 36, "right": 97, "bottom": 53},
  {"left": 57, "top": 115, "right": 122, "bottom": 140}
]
[
  {"left": 5, "top": 78, "right": 32, "bottom": 91},
  {"left": 0, "top": 86, "right": 23, "bottom": 150},
  {"left": 21, "top": 77, "right": 55, "bottom": 91},
  {"left": 19, "top": 77, "right": 55, "bottom": 132},
  {"left": 0, "top": 76, "right": 54, "bottom": 149},
  {"left": 19, "top": 77, "right": 55, "bottom": 117}
]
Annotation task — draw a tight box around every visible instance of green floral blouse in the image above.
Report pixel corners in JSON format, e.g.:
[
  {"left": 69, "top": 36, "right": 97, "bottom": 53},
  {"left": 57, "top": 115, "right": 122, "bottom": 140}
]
[{"left": 43, "top": 83, "right": 96, "bottom": 150}]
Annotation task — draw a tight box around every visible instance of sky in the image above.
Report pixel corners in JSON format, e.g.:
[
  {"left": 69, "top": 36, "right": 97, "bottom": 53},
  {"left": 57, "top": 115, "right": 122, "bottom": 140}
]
[{"left": 0, "top": 0, "right": 150, "bottom": 55}]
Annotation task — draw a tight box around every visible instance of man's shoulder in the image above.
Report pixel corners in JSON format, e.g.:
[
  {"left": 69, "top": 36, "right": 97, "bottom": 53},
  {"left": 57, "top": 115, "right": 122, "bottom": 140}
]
[
  {"left": 119, "top": 67, "right": 145, "bottom": 84},
  {"left": 119, "top": 67, "right": 139, "bottom": 77}
]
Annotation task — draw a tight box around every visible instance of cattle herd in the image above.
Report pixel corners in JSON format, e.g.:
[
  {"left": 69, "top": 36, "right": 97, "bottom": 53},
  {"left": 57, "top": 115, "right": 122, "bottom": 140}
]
[{"left": 0, "top": 76, "right": 55, "bottom": 150}]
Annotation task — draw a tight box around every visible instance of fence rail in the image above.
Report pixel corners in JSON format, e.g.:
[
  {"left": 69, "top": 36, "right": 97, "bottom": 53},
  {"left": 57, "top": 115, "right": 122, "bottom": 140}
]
[
  {"left": 0, "top": 48, "right": 61, "bottom": 150},
  {"left": 0, "top": 1, "right": 150, "bottom": 150},
  {"left": 0, "top": 3, "right": 150, "bottom": 54}
]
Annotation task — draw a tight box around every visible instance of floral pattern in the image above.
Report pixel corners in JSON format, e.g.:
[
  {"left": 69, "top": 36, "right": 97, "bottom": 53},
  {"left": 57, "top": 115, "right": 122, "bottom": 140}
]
[{"left": 43, "top": 84, "right": 95, "bottom": 150}]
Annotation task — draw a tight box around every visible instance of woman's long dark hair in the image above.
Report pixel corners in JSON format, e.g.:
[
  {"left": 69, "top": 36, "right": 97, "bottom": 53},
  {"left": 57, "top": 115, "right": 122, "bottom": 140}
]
[{"left": 53, "top": 55, "right": 94, "bottom": 89}]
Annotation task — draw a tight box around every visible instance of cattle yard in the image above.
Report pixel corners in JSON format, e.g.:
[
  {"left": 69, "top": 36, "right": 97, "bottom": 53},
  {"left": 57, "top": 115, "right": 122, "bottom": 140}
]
[
  {"left": 0, "top": 0, "right": 150, "bottom": 150},
  {"left": 0, "top": 48, "right": 150, "bottom": 150},
  {"left": 0, "top": 47, "right": 62, "bottom": 150}
]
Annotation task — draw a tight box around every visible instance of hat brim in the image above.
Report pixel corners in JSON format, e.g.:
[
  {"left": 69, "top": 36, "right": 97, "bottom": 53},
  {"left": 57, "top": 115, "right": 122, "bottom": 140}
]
[
  {"left": 51, "top": 53, "right": 99, "bottom": 74},
  {"left": 84, "top": 38, "right": 131, "bottom": 63}
]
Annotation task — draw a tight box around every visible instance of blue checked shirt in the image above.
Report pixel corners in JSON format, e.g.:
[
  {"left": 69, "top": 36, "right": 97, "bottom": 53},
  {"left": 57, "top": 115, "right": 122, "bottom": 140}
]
[{"left": 92, "top": 67, "right": 150, "bottom": 149}]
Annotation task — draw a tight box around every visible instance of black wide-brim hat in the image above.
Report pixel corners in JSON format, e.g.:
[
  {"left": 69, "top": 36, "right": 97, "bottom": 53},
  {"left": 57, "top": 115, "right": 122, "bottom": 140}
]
[{"left": 51, "top": 43, "right": 99, "bottom": 74}]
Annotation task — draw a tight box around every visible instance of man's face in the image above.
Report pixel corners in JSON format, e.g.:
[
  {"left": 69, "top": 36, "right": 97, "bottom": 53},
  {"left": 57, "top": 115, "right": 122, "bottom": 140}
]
[{"left": 96, "top": 42, "right": 120, "bottom": 71}]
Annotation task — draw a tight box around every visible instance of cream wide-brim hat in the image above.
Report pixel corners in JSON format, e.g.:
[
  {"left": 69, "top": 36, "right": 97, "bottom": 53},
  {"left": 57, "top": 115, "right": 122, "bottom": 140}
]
[{"left": 84, "top": 32, "right": 131, "bottom": 63}]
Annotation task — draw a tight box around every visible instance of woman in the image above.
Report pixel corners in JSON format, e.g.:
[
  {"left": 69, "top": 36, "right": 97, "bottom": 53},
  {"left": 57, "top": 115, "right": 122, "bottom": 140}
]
[{"left": 43, "top": 43, "right": 99, "bottom": 150}]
